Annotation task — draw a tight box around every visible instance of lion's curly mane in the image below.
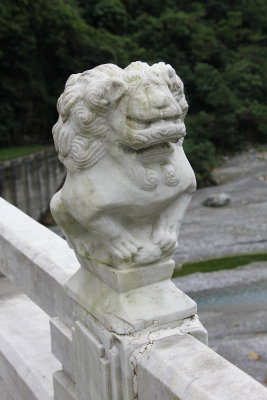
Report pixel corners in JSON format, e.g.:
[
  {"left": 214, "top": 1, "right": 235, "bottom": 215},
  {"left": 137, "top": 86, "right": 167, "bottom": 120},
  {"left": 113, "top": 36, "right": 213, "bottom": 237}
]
[
  {"left": 53, "top": 62, "right": 186, "bottom": 175},
  {"left": 52, "top": 64, "right": 123, "bottom": 171}
]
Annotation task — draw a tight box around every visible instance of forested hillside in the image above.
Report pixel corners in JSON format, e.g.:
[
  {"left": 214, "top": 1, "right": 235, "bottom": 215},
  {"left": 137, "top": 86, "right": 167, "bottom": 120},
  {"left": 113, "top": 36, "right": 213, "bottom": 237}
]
[{"left": 1, "top": 0, "right": 266, "bottom": 183}]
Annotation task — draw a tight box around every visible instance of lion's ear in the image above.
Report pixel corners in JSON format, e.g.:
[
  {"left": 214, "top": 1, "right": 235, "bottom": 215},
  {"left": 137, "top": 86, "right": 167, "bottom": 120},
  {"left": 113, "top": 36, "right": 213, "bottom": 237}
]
[{"left": 105, "top": 78, "right": 126, "bottom": 103}]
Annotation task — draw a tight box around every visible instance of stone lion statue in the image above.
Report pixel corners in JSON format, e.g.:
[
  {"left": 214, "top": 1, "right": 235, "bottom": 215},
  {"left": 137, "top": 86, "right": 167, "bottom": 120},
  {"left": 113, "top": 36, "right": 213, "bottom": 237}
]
[{"left": 51, "top": 61, "right": 196, "bottom": 268}]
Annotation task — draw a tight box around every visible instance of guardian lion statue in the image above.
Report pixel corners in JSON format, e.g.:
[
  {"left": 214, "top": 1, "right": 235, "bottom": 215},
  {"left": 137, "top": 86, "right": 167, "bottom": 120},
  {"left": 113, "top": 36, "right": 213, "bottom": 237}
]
[{"left": 51, "top": 61, "right": 196, "bottom": 268}]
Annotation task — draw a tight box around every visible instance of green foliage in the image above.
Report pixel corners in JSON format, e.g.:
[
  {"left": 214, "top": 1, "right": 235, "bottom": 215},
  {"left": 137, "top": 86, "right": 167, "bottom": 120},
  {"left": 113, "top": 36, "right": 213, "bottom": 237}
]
[
  {"left": 86, "top": 0, "right": 127, "bottom": 33},
  {"left": 183, "top": 138, "right": 217, "bottom": 186},
  {"left": 0, "top": 0, "right": 134, "bottom": 146},
  {"left": 0, "top": 146, "right": 46, "bottom": 162},
  {"left": 173, "top": 252, "right": 267, "bottom": 278},
  {"left": 1, "top": 0, "right": 267, "bottom": 184}
]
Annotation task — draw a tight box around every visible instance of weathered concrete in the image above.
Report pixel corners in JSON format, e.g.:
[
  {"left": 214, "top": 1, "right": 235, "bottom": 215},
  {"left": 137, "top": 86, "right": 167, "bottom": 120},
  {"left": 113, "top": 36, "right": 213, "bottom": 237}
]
[
  {"left": 0, "top": 148, "right": 66, "bottom": 221},
  {"left": 133, "top": 333, "right": 267, "bottom": 399}
]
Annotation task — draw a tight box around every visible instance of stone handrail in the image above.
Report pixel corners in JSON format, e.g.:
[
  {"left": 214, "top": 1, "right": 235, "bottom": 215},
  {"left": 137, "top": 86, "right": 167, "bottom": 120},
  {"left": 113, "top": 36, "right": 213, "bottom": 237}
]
[
  {"left": 0, "top": 196, "right": 266, "bottom": 399},
  {"left": 132, "top": 333, "right": 267, "bottom": 400},
  {"left": 0, "top": 196, "right": 78, "bottom": 322}
]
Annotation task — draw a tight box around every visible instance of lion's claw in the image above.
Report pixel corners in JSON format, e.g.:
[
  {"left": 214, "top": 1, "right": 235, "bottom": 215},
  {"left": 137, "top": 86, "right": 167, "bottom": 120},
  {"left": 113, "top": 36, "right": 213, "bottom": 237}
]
[
  {"left": 109, "top": 236, "right": 143, "bottom": 262},
  {"left": 153, "top": 228, "right": 178, "bottom": 255}
]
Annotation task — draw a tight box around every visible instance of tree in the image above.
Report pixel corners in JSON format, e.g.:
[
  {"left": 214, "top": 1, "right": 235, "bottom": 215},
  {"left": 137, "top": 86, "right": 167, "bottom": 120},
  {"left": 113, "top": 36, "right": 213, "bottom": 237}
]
[{"left": 1, "top": 0, "right": 267, "bottom": 184}]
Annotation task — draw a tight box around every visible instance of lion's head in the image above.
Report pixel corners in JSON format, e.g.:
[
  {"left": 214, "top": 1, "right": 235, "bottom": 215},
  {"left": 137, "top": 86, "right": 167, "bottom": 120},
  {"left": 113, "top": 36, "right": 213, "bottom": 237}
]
[{"left": 53, "top": 62, "right": 188, "bottom": 187}]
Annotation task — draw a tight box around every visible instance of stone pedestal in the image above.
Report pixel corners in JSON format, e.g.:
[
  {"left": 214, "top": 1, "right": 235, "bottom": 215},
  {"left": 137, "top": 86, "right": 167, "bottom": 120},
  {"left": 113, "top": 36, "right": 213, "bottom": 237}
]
[
  {"left": 51, "top": 295, "right": 207, "bottom": 400},
  {"left": 65, "top": 258, "right": 197, "bottom": 334},
  {"left": 51, "top": 256, "right": 207, "bottom": 399},
  {"left": 50, "top": 61, "right": 208, "bottom": 400}
]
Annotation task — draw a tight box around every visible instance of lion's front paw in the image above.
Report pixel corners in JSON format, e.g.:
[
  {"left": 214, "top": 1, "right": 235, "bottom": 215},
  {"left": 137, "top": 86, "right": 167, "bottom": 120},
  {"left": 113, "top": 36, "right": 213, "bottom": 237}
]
[
  {"left": 108, "top": 235, "right": 143, "bottom": 263},
  {"left": 134, "top": 243, "right": 162, "bottom": 264},
  {"left": 153, "top": 228, "right": 178, "bottom": 255},
  {"left": 108, "top": 235, "right": 162, "bottom": 265}
]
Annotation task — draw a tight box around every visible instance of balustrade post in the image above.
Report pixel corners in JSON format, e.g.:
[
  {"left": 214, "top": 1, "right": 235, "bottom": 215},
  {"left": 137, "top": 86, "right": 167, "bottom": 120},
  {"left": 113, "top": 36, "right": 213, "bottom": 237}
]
[{"left": 50, "top": 61, "right": 207, "bottom": 400}]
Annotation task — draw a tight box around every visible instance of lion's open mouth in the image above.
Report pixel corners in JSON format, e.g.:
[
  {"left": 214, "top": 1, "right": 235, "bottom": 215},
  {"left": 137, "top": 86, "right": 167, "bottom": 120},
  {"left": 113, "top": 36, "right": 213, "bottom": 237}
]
[
  {"left": 125, "top": 116, "right": 186, "bottom": 150},
  {"left": 126, "top": 141, "right": 173, "bottom": 154},
  {"left": 122, "top": 139, "right": 185, "bottom": 164},
  {"left": 126, "top": 114, "right": 185, "bottom": 129}
]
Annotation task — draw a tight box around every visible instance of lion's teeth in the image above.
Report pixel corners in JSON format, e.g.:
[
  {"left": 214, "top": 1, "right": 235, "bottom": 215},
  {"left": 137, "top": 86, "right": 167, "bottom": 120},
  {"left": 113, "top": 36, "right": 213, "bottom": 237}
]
[
  {"left": 127, "top": 119, "right": 149, "bottom": 130},
  {"left": 132, "top": 135, "right": 148, "bottom": 144},
  {"left": 127, "top": 116, "right": 184, "bottom": 131}
]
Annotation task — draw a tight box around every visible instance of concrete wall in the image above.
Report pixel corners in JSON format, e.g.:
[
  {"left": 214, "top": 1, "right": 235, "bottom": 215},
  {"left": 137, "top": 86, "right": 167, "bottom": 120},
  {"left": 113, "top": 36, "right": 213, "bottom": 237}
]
[{"left": 0, "top": 148, "right": 66, "bottom": 221}]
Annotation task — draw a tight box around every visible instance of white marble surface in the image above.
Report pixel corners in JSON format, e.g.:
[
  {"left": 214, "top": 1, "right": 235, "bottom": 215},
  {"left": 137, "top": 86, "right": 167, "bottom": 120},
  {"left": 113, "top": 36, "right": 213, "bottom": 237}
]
[
  {"left": 0, "top": 197, "right": 79, "bottom": 325},
  {"left": 133, "top": 333, "right": 267, "bottom": 399},
  {"left": 0, "top": 277, "right": 60, "bottom": 400},
  {"left": 51, "top": 61, "right": 196, "bottom": 271},
  {"left": 50, "top": 62, "right": 201, "bottom": 336},
  {"left": 53, "top": 371, "right": 76, "bottom": 400},
  {"left": 65, "top": 266, "right": 197, "bottom": 334},
  {"left": 0, "top": 377, "right": 14, "bottom": 400},
  {"left": 0, "top": 196, "right": 265, "bottom": 399}
]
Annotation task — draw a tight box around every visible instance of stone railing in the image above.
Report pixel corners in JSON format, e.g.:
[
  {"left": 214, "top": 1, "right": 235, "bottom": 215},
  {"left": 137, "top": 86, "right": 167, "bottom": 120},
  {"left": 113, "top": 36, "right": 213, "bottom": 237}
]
[{"left": 0, "top": 196, "right": 266, "bottom": 400}]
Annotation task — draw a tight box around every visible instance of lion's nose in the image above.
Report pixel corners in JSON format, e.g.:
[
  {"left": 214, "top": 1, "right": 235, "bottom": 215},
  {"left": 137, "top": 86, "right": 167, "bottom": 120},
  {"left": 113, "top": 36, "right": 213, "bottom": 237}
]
[
  {"left": 148, "top": 86, "right": 171, "bottom": 109},
  {"left": 147, "top": 87, "right": 183, "bottom": 117}
]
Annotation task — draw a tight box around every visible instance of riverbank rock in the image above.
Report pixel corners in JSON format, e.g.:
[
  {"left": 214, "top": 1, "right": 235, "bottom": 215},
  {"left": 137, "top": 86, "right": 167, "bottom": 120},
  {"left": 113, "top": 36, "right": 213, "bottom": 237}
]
[{"left": 203, "top": 193, "right": 231, "bottom": 207}]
